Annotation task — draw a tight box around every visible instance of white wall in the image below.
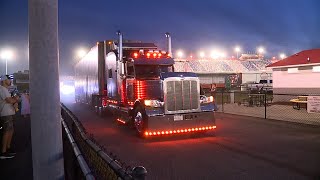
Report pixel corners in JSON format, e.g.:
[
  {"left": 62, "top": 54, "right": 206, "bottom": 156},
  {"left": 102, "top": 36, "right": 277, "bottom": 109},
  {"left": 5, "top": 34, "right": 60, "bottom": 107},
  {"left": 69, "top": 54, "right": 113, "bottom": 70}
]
[
  {"left": 242, "top": 73, "right": 272, "bottom": 83},
  {"left": 273, "top": 68, "right": 320, "bottom": 88}
]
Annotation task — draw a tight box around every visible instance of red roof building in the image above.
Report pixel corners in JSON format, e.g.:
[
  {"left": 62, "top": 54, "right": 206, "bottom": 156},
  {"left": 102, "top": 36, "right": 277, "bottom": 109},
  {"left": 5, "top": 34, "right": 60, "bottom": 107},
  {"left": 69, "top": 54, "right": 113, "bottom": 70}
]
[
  {"left": 267, "top": 49, "right": 320, "bottom": 97},
  {"left": 268, "top": 49, "right": 320, "bottom": 68}
]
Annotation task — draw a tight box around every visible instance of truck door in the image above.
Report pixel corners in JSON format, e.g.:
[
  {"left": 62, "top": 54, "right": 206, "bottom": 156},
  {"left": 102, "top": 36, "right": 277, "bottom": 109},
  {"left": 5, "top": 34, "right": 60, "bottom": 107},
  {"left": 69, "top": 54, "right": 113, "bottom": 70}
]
[{"left": 126, "top": 61, "right": 135, "bottom": 105}]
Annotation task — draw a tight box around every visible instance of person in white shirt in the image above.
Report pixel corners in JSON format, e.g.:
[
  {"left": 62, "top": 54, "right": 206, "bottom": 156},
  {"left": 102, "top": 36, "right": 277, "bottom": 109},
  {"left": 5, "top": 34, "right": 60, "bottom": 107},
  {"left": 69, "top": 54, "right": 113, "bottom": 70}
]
[{"left": 0, "top": 75, "right": 19, "bottom": 159}]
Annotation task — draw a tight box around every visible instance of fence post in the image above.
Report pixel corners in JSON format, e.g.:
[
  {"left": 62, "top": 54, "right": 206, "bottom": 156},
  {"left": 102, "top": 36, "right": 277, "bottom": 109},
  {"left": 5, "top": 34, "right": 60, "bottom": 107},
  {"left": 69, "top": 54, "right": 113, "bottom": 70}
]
[
  {"left": 222, "top": 90, "right": 224, "bottom": 112},
  {"left": 230, "top": 90, "right": 235, "bottom": 104},
  {"left": 132, "top": 166, "right": 147, "bottom": 180},
  {"left": 264, "top": 91, "right": 267, "bottom": 119}
]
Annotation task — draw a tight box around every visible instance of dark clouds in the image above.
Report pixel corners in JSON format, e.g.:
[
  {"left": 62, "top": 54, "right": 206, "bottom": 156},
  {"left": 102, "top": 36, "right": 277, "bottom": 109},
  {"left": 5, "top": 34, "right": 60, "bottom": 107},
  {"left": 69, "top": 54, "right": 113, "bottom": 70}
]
[{"left": 0, "top": 0, "right": 319, "bottom": 75}]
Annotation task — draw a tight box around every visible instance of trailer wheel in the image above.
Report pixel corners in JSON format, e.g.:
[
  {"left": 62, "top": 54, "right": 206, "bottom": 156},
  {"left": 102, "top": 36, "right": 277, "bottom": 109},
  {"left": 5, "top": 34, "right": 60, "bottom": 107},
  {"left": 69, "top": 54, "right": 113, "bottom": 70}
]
[{"left": 133, "top": 106, "right": 146, "bottom": 137}]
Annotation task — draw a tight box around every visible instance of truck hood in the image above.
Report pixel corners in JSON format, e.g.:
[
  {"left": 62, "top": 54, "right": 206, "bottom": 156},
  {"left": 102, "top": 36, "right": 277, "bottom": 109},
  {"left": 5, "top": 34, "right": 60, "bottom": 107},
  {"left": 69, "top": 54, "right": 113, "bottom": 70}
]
[{"left": 160, "top": 72, "right": 198, "bottom": 80}]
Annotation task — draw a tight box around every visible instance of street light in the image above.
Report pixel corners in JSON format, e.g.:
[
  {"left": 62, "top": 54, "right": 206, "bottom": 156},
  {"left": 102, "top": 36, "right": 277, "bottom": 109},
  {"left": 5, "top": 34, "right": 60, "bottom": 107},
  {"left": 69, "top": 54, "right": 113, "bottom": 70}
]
[
  {"left": 199, "top": 51, "right": 205, "bottom": 58},
  {"left": 234, "top": 46, "right": 241, "bottom": 59},
  {"left": 279, "top": 53, "right": 286, "bottom": 59},
  {"left": 177, "top": 50, "right": 183, "bottom": 58},
  {"left": 220, "top": 52, "right": 226, "bottom": 59},
  {"left": 210, "top": 51, "right": 219, "bottom": 59},
  {"left": 0, "top": 49, "right": 14, "bottom": 75},
  {"left": 76, "top": 48, "right": 87, "bottom": 59},
  {"left": 258, "top": 47, "right": 264, "bottom": 54}
]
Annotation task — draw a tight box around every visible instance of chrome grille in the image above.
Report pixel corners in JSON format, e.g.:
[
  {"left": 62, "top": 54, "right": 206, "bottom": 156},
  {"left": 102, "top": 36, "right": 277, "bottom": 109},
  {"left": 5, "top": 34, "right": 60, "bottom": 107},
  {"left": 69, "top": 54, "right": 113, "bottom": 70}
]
[{"left": 165, "top": 78, "right": 200, "bottom": 113}]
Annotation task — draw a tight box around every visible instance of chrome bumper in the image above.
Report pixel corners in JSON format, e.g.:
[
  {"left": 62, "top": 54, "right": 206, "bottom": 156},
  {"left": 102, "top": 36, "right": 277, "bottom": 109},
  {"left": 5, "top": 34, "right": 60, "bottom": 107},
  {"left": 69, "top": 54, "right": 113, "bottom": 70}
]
[{"left": 145, "top": 111, "right": 215, "bottom": 132}]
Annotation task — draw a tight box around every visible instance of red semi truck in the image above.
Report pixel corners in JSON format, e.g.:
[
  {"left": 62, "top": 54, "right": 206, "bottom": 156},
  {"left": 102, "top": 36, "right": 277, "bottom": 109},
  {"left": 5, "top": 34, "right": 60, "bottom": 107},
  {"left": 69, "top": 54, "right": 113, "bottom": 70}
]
[{"left": 75, "top": 31, "right": 216, "bottom": 137}]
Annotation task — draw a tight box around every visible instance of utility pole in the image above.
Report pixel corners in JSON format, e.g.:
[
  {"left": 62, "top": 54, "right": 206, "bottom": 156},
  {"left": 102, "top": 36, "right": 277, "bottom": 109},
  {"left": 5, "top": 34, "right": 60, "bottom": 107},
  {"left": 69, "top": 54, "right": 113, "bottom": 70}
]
[{"left": 29, "top": 0, "right": 64, "bottom": 179}]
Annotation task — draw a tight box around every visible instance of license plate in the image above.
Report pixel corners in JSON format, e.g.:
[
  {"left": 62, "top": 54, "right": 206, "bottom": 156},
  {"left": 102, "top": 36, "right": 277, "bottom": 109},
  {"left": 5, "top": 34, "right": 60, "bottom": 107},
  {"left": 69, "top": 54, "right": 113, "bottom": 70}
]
[{"left": 174, "top": 115, "right": 183, "bottom": 121}]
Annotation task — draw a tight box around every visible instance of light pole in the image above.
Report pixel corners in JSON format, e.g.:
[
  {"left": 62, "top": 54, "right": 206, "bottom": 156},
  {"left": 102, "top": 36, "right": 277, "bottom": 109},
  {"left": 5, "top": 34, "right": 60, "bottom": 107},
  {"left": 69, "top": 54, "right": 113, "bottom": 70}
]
[
  {"left": 76, "top": 48, "right": 87, "bottom": 59},
  {"left": 177, "top": 50, "right": 183, "bottom": 59},
  {"left": 257, "top": 47, "right": 265, "bottom": 59},
  {"left": 234, "top": 46, "right": 240, "bottom": 59},
  {"left": 0, "top": 49, "right": 14, "bottom": 74},
  {"left": 258, "top": 47, "right": 264, "bottom": 54},
  {"left": 199, "top": 51, "right": 205, "bottom": 59},
  {"left": 210, "top": 50, "right": 219, "bottom": 59},
  {"left": 279, "top": 53, "right": 286, "bottom": 59}
]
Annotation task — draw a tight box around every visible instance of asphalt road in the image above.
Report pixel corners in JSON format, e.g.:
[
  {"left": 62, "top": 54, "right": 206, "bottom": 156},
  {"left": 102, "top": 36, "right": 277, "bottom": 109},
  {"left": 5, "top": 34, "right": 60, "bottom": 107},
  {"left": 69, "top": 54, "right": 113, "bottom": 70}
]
[{"left": 66, "top": 103, "right": 320, "bottom": 180}]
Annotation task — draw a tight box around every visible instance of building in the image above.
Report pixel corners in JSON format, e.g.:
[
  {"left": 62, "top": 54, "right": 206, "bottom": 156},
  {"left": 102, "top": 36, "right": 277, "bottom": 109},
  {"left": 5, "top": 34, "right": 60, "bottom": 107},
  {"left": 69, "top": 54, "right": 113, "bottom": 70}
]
[
  {"left": 13, "top": 70, "right": 30, "bottom": 91},
  {"left": 174, "top": 56, "right": 273, "bottom": 91},
  {"left": 267, "top": 49, "right": 320, "bottom": 96}
]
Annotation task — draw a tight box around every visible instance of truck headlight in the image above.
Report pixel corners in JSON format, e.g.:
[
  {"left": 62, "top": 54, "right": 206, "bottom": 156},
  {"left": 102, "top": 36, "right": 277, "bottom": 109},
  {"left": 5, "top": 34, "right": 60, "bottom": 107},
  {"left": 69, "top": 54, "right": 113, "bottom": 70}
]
[{"left": 144, "top": 100, "right": 163, "bottom": 107}]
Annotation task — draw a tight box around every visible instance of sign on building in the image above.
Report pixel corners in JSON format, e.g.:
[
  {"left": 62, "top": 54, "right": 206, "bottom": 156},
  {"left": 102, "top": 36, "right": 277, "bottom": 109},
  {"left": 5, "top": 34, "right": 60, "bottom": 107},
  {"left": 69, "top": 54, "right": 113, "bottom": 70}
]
[{"left": 307, "top": 96, "right": 320, "bottom": 114}]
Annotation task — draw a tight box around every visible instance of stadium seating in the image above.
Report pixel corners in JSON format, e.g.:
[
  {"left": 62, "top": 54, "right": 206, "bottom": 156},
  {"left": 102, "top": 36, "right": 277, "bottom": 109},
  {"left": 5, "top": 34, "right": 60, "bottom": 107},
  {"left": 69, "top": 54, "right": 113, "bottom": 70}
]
[{"left": 174, "top": 59, "right": 272, "bottom": 73}]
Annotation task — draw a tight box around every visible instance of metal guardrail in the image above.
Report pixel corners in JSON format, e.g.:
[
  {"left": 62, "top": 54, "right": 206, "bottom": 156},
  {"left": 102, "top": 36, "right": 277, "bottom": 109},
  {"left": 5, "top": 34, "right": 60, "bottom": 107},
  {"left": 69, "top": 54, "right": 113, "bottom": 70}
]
[
  {"left": 61, "top": 104, "right": 147, "bottom": 180},
  {"left": 62, "top": 120, "right": 95, "bottom": 180}
]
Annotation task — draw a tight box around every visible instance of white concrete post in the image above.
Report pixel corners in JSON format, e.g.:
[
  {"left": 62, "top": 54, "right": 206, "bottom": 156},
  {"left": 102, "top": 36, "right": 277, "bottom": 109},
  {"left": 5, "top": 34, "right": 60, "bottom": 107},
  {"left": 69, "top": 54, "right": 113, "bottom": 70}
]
[{"left": 29, "top": 0, "right": 64, "bottom": 179}]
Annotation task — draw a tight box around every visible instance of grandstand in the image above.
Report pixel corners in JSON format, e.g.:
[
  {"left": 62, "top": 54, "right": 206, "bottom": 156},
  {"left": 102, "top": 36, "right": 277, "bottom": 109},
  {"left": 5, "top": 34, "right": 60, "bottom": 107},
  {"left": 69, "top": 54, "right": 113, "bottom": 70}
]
[{"left": 174, "top": 57, "right": 274, "bottom": 90}]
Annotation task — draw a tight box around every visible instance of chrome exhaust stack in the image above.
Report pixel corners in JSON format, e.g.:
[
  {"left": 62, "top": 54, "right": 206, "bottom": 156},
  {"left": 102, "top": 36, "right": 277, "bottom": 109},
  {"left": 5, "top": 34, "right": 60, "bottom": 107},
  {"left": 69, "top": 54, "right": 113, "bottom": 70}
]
[
  {"left": 165, "top": 32, "right": 172, "bottom": 56},
  {"left": 116, "top": 30, "right": 123, "bottom": 62}
]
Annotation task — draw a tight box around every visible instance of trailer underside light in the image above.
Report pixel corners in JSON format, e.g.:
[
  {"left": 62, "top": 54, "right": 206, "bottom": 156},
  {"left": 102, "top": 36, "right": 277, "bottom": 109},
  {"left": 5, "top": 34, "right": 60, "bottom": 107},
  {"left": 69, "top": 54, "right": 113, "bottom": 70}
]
[
  {"left": 144, "top": 126, "right": 216, "bottom": 137},
  {"left": 146, "top": 53, "right": 151, "bottom": 58},
  {"left": 133, "top": 52, "right": 138, "bottom": 58},
  {"left": 117, "top": 118, "right": 126, "bottom": 124},
  {"left": 128, "top": 101, "right": 134, "bottom": 106}
]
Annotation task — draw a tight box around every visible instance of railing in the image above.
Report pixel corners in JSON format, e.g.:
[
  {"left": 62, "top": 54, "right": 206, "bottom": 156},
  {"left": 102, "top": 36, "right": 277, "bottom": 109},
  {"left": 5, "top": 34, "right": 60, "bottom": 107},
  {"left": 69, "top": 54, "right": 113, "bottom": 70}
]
[
  {"left": 61, "top": 104, "right": 147, "bottom": 180},
  {"left": 211, "top": 91, "right": 320, "bottom": 126},
  {"left": 62, "top": 120, "right": 95, "bottom": 180}
]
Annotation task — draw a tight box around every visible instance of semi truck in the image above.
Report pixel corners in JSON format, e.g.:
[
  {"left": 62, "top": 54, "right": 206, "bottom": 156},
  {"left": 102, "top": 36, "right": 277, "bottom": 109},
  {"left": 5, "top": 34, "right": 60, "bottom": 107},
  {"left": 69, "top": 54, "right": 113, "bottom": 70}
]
[{"left": 75, "top": 31, "right": 216, "bottom": 137}]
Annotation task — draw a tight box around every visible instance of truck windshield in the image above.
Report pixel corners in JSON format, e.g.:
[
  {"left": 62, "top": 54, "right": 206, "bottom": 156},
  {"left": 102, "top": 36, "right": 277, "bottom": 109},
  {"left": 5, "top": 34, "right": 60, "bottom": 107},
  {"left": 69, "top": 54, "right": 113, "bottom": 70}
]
[{"left": 135, "top": 65, "right": 173, "bottom": 78}]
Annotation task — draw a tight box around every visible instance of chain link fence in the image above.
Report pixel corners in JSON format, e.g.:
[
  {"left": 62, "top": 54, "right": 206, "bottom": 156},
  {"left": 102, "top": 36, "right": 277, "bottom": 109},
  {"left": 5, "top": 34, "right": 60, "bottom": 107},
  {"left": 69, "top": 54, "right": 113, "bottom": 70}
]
[
  {"left": 61, "top": 104, "right": 147, "bottom": 180},
  {"left": 211, "top": 91, "right": 320, "bottom": 126}
]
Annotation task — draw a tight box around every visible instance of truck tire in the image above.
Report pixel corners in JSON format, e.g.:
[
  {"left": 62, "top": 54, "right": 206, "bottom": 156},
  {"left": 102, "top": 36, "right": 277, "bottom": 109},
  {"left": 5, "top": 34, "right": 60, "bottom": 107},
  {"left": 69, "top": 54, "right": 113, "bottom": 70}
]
[{"left": 133, "top": 106, "right": 147, "bottom": 137}]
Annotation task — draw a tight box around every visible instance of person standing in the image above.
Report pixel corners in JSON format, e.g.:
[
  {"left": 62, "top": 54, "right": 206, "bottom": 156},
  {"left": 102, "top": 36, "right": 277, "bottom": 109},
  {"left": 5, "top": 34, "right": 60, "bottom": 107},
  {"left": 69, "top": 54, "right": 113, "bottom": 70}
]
[
  {"left": 21, "top": 90, "right": 30, "bottom": 118},
  {"left": 0, "top": 75, "right": 19, "bottom": 159},
  {"left": 210, "top": 83, "right": 219, "bottom": 111}
]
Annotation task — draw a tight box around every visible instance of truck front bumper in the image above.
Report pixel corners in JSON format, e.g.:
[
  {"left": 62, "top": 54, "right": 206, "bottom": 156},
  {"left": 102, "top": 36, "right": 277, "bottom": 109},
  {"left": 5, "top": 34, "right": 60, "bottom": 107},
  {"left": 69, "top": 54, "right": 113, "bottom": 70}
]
[{"left": 144, "top": 111, "right": 215, "bottom": 136}]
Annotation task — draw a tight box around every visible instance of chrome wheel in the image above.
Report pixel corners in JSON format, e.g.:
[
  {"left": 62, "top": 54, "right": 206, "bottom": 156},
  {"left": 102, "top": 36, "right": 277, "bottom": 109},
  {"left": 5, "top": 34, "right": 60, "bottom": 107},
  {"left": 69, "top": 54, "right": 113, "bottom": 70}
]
[{"left": 134, "top": 111, "right": 144, "bottom": 133}]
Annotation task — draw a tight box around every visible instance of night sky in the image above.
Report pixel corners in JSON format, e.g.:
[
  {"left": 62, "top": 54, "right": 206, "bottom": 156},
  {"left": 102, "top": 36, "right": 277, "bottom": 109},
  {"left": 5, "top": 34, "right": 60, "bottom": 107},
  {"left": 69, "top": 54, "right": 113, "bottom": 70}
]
[{"left": 0, "top": 0, "right": 319, "bottom": 75}]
